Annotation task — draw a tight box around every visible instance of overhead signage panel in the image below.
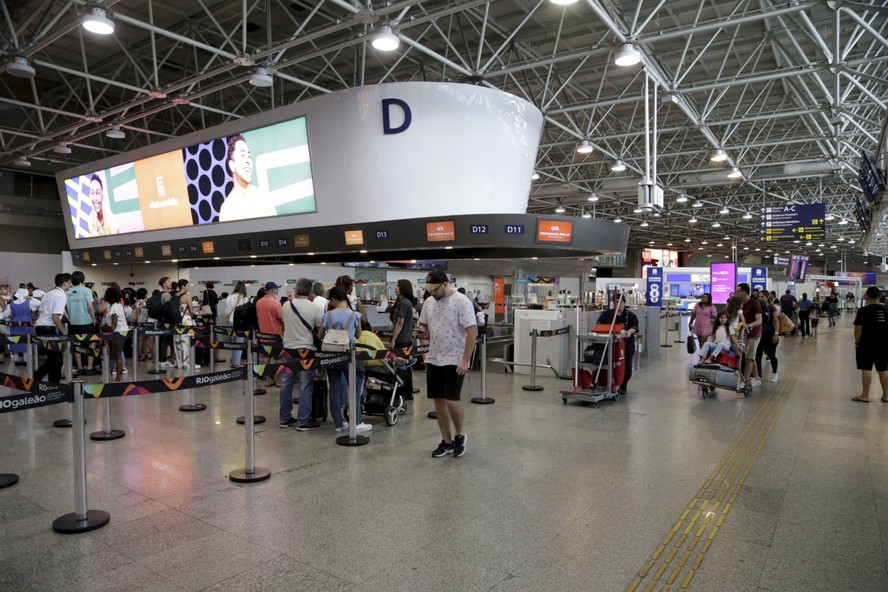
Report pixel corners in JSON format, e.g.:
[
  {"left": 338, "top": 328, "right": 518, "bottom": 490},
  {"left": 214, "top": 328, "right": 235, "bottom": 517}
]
[{"left": 759, "top": 203, "right": 825, "bottom": 242}]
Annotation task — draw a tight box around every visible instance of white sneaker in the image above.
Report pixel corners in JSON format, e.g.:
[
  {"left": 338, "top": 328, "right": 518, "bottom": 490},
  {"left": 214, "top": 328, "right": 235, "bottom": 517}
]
[
  {"left": 121, "top": 367, "right": 128, "bottom": 374},
  {"left": 355, "top": 422, "right": 373, "bottom": 433},
  {"left": 751, "top": 378, "right": 762, "bottom": 387},
  {"left": 769, "top": 373, "right": 779, "bottom": 383},
  {"left": 335, "top": 422, "right": 349, "bottom": 433},
  {"left": 160, "top": 361, "right": 175, "bottom": 369}
]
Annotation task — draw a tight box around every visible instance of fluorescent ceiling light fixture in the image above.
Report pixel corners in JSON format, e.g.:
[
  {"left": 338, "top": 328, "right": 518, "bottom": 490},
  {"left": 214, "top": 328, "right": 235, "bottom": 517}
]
[
  {"left": 742, "top": 212, "right": 752, "bottom": 219},
  {"left": 250, "top": 67, "right": 273, "bottom": 87},
  {"left": 727, "top": 167, "right": 742, "bottom": 178},
  {"left": 639, "top": 220, "right": 649, "bottom": 227},
  {"left": 13, "top": 156, "right": 30, "bottom": 167},
  {"left": 676, "top": 194, "right": 688, "bottom": 203},
  {"left": 692, "top": 200, "right": 703, "bottom": 208},
  {"left": 576, "top": 139, "right": 594, "bottom": 154},
  {"left": 371, "top": 26, "right": 400, "bottom": 51},
  {"left": 710, "top": 148, "right": 728, "bottom": 163},
  {"left": 53, "top": 142, "right": 71, "bottom": 155},
  {"left": 106, "top": 124, "right": 125, "bottom": 139},
  {"left": 531, "top": 170, "right": 540, "bottom": 180},
  {"left": 688, "top": 216, "right": 697, "bottom": 223},
  {"left": 614, "top": 43, "right": 642, "bottom": 67},
  {"left": 82, "top": 7, "right": 115, "bottom": 35},
  {"left": 555, "top": 204, "right": 566, "bottom": 213},
  {"left": 719, "top": 206, "right": 729, "bottom": 214},
  {"left": 5, "top": 56, "right": 35, "bottom": 78},
  {"left": 610, "top": 159, "right": 626, "bottom": 172},
  {"left": 587, "top": 192, "right": 598, "bottom": 202}
]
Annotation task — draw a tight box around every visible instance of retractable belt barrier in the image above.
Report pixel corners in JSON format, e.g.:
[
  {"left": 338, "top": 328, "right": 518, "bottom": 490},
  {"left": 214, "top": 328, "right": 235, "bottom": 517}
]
[{"left": 489, "top": 326, "right": 570, "bottom": 391}]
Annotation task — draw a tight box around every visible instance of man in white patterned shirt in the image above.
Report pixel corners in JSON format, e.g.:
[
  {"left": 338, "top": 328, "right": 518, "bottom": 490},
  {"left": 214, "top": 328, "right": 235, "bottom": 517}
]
[{"left": 417, "top": 271, "right": 477, "bottom": 458}]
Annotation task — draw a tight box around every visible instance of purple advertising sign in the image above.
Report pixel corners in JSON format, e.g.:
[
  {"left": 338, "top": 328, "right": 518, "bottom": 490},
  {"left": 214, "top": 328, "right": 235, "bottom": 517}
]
[{"left": 710, "top": 262, "right": 737, "bottom": 305}]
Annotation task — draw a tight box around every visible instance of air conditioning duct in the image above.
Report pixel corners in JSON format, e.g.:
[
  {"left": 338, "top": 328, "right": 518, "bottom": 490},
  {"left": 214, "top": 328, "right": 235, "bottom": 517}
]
[{"left": 748, "top": 160, "right": 836, "bottom": 181}]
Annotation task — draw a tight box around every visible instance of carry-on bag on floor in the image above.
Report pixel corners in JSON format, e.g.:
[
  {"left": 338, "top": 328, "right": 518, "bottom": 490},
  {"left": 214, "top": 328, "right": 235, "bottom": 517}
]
[{"left": 312, "top": 378, "right": 328, "bottom": 421}]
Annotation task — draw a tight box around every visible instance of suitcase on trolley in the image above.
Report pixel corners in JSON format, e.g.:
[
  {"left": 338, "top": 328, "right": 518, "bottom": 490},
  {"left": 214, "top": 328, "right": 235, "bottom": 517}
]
[
  {"left": 589, "top": 324, "right": 626, "bottom": 393},
  {"left": 689, "top": 365, "right": 738, "bottom": 390}
]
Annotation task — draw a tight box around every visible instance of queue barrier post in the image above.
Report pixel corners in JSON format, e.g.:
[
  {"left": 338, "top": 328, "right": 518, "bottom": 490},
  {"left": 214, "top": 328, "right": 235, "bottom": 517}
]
[
  {"left": 180, "top": 334, "right": 206, "bottom": 412},
  {"left": 147, "top": 332, "right": 166, "bottom": 375},
  {"left": 249, "top": 334, "right": 266, "bottom": 396},
  {"left": 209, "top": 325, "right": 215, "bottom": 374},
  {"left": 26, "top": 333, "right": 34, "bottom": 378},
  {"left": 236, "top": 357, "right": 266, "bottom": 425},
  {"left": 471, "top": 332, "right": 494, "bottom": 404},
  {"left": 131, "top": 327, "right": 138, "bottom": 382},
  {"left": 338, "top": 345, "right": 369, "bottom": 447},
  {"left": 522, "top": 329, "right": 545, "bottom": 392},
  {"left": 54, "top": 341, "right": 74, "bottom": 428},
  {"left": 229, "top": 363, "right": 271, "bottom": 483},
  {"left": 90, "top": 343, "right": 125, "bottom": 441},
  {"left": 53, "top": 381, "right": 110, "bottom": 534}
]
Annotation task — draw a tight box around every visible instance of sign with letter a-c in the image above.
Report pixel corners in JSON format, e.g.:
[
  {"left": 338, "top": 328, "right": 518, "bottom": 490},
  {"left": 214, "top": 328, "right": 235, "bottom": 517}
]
[{"left": 646, "top": 266, "right": 664, "bottom": 307}]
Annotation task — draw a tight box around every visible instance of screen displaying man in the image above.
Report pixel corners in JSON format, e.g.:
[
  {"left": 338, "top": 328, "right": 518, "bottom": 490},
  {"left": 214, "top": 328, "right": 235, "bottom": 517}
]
[
  {"left": 218, "top": 134, "right": 277, "bottom": 222},
  {"left": 87, "top": 174, "right": 119, "bottom": 236}
]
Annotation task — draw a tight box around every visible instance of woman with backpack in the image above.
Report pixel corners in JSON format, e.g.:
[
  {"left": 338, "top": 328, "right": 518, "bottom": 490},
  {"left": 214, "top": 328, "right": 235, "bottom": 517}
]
[
  {"left": 320, "top": 287, "right": 371, "bottom": 434},
  {"left": 226, "top": 282, "right": 249, "bottom": 368}
]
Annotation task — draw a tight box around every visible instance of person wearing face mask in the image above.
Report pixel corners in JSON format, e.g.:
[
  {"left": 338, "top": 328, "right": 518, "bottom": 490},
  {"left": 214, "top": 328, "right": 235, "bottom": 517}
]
[{"left": 416, "top": 271, "right": 477, "bottom": 459}]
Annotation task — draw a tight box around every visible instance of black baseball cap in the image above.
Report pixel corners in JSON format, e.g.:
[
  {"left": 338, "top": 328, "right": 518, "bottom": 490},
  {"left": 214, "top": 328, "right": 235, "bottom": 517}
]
[{"left": 422, "top": 270, "right": 449, "bottom": 291}]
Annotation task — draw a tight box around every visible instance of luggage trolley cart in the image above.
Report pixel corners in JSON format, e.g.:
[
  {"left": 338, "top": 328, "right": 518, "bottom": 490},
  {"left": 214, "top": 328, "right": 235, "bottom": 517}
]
[
  {"left": 688, "top": 327, "right": 752, "bottom": 399},
  {"left": 561, "top": 322, "right": 627, "bottom": 408}
]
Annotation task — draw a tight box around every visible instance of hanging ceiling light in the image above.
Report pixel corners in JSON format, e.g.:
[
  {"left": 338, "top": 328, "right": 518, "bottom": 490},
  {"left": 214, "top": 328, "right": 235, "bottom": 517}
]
[
  {"left": 684, "top": 237, "right": 692, "bottom": 243},
  {"left": 692, "top": 200, "right": 703, "bottom": 208},
  {"left": 676, "top": 194, "right": 688, "bottom": 203},
  {"left": 531, "top": 170, "right": 540, "bottom": 180},
  {"left": 742, "top": 212, "right": 753, "bottom": 219},
  {"left": 614, "top": 43, "right": 642, "bottom": 67},
  {"left": 548, "top": 0, "right": 578, "bottom": 5},
  {"left": 718, "top": 205, "right": 729, "bottom": 214},
  {"left": 554, "top": 204, "right": 566, "bottom": 213},
  {"left": 727, "top": 166, "right": 742, "bottom": 179},
  {"left": 610, "top": 159, "right": 626, "bottom": 172},
  {"left": 825, "top": 213, "right": 834, "bottom": 221},
  {"left": 838, "top": 218, "right": 848, "bottom": 225},
  {"left": 576, "top": 139, "right": 594, "bottom": 154},
  {"left": 613, "top": 216, "right": 622, "bottom": 223},
  {"left": 249, "top": 67, "right": 273, "bottom": 87},
  {"left": 667, "top": 242, "right": 673, "bottom": 246},
  {"left": 582, "top": 210, "right": 591, "bottom": 219},
  {"left": 587, "top": 192, "right": 598, "bottom": 202},
  {"left": 633, "top": 207, "right": 644, "bottom": 214},
  {"left": 688, "top": 216, "right": 697, "bottom": 223},
  {"left": 372, "top": 26, "right": 400, "bottom": 51},
  {"left": 639, "top": 220, "right": 649, "bottom": 227},
  {"left": 5, "top": 55, "right": 35, "bottom": 78},
  {"left": 106, "top": 124, "right": 125, "bottom": 139},
  {"left": 710, "top": 148, "right": 728, "bottom": 162},
  {"left": 711, "top": 221, "right": 721, "bottom": 228},
  {"left": 13, "top": 156, "right": 30, "bottom": 167},
  {"left": 82, "top": 7, "right": 115, "bottom": 35},
  {"left": 53, "top": 142, "right": 71, "bottom": 155}
]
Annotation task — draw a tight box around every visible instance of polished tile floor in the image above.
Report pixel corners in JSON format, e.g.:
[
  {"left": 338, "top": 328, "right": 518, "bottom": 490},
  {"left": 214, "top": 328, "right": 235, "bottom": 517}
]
[{"left": 1, "top": 315, "right": 886, "bottom": 591}]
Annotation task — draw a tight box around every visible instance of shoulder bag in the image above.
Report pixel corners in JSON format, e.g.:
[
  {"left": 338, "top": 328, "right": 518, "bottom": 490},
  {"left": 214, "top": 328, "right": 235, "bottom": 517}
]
[
  {"left": 290, "top": 300, "right": 323, "bottom": 349},
  {"left": 199, "top": 290, "right": 213, "bottom": 317}
]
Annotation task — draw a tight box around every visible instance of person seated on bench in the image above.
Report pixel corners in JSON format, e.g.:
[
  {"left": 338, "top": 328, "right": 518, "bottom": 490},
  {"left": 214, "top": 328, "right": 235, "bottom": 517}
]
[{"left": 699, "top": 312, "right": 740, "bottom": 364}]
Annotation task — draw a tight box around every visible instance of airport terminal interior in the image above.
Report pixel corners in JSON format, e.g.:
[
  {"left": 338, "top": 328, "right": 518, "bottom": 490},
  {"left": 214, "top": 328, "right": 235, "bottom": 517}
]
[{"left": 2, "top": 1, "right": 888, "bottom": 591}]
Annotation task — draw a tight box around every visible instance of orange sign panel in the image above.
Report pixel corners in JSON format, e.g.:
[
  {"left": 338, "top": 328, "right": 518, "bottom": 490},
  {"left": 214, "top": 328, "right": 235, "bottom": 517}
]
[
  {"left": 201, "top": 241, "right": 215, "bottom": 254},
  {"left": 537, "top": 220, "right": 573, "bottom": 243},
  {"left": 344, "top": 230, "right": 364, "bottom": 246},
  {"left": 426, "top": 221, "right": 455, "bottom": 242}
]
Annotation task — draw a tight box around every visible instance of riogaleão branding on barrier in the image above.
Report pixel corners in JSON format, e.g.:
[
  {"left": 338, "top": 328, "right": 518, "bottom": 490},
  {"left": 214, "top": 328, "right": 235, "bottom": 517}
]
[{"left": 0, "top": 394, "right": 46, "bottom": 410}]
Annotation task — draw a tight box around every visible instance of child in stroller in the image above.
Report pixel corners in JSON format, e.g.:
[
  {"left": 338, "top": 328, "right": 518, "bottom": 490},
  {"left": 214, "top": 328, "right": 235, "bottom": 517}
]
[{"left": 348, "top": 326, "right": 412, "bottom": 426}]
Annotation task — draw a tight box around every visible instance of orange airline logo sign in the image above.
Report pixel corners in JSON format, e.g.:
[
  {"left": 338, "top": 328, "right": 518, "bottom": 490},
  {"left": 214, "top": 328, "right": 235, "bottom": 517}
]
[
  {"left": 537, "top": 220, "right": 573, "bottom": 243},
  {"left": 426, "top": 221, "right": 455, "bottom": 242}
]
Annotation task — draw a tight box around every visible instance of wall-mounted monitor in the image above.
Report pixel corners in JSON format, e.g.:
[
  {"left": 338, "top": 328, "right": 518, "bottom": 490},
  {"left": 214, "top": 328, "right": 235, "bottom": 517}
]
[{"left": 709, "top": 262, "right": 736, "bottom": 305}]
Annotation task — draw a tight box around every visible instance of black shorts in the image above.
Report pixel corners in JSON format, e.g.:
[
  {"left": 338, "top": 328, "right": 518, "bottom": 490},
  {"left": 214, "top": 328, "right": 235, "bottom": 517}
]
[
  {"left": 426, "top": 364, "right": 465, "bottom": 401},
  {"left": 69, "top": 323, "right": 95, "bottom": 335},
  {"left": 811, "top": 319, "right": 819, "bottom": 327},
  {"left": 856, "top": 346, "right": 888, "bottom": 372}
]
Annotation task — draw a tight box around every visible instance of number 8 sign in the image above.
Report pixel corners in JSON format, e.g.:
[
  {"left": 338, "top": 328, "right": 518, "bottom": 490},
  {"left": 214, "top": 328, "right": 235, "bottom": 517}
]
[{"left": 646, "top": 267, "right": 664, "bottom": 307}]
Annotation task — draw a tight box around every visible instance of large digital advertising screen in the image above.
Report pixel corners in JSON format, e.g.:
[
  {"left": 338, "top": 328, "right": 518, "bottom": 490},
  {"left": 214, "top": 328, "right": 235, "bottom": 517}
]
[
  {"left": 64, "top": 117, "right": 316, "bottom": 239},
  {"left": 710, "top": 262, "right": 736, "bottom": 305}
]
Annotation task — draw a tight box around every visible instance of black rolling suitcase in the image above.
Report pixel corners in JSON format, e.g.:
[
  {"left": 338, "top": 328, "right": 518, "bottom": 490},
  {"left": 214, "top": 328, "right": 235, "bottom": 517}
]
[{"left": 312, "top": 377, "right": 328, "bottom": 421}]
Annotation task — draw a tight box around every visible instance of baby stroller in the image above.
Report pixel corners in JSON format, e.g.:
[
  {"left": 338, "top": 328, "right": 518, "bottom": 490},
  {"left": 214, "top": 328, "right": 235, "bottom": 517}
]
[
  {"left": 688, "top": 328, "right": 752, "bottom": 398},
  {"left": 345, "top": 358, "right": 413, "bottom": 426}
]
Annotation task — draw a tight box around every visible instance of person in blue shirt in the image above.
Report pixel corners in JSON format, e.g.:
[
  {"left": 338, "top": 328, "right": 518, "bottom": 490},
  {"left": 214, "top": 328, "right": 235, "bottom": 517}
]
[
  {"left": 66, "top": 270, "right": 99, "bottom": 375},
  {"left": 797, "top": 293, "right": 812, "bottom": 337}
]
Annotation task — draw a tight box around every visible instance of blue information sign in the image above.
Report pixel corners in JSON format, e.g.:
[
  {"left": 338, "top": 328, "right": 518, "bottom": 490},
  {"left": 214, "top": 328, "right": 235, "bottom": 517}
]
[
  {"left": 504, "top": 224, "right": 525, "bottom": 235},
  {"left": 759, "top": 203, "right": 826, "bottom": 242},
  {"left": 646, "top": 267, "right": 664, "bottom": 307},
  {"left": 751, "top": 267, "right": 767, "bottom": 294}
]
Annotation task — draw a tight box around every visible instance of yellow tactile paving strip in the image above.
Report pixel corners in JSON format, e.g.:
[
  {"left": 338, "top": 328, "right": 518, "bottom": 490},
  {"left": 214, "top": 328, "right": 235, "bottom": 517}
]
[{"left": 626, "top": 343, "right": 806, "bottom": 591}]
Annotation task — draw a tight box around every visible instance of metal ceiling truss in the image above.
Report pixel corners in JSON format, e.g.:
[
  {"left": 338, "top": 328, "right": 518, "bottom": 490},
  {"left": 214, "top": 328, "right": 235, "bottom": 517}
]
[{"left": 0, "top": 0, "right": 886, "bottom": 265}]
